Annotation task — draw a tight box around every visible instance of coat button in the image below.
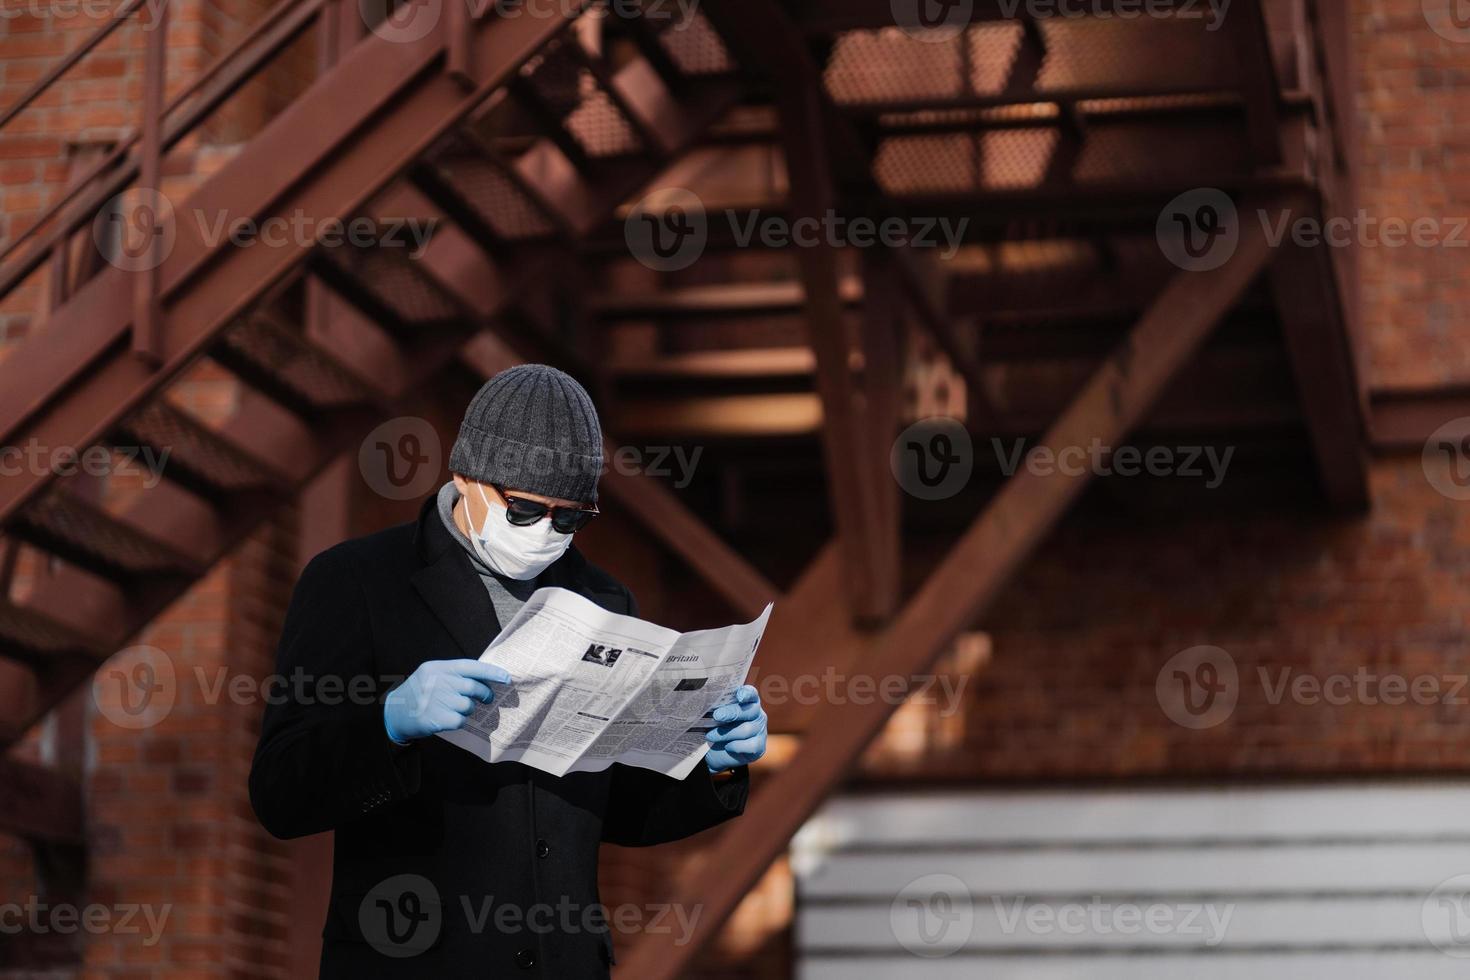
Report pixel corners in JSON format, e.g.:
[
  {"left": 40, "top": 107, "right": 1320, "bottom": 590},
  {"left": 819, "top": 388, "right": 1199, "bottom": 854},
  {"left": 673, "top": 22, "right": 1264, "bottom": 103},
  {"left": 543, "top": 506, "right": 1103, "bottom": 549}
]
[
  {"left": 535, "top": 839, "right": 550, "bottom": 859},
  {"left": 515, "top": 948, "right": 536, "bottom": 968}
]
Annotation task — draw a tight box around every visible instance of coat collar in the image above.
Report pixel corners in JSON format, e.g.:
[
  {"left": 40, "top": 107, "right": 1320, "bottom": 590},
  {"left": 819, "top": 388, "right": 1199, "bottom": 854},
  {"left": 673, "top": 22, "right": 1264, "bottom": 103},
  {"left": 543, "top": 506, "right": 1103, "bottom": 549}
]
[{"left": 408, "top": 494, "right": 592, "bottom": 659}]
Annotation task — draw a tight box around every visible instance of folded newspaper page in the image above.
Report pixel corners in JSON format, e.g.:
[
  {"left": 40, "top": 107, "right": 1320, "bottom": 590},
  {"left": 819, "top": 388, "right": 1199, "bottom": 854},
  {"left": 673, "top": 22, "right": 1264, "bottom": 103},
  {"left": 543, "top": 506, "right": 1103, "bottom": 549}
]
[{"left": 438, "top": 587, "right": 772, "bottom": 780}]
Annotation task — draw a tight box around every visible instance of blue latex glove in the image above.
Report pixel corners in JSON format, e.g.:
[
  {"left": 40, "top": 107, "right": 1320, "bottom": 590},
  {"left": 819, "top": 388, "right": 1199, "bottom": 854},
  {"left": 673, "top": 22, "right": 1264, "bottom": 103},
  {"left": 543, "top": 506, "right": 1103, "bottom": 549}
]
[
  {"left": 384, "top": 659, "right": 511, "bottom": 744},
  {"left": 705, "top": 684, "right": 767, "bottom": 773}
]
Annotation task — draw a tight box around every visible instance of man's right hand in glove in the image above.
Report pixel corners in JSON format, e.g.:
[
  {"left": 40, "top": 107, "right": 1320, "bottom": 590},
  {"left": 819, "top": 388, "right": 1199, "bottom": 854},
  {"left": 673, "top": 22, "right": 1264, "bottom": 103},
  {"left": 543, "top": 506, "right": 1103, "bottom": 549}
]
[{"left": 384, "top": 659, "right": 512, "bottom": 744}]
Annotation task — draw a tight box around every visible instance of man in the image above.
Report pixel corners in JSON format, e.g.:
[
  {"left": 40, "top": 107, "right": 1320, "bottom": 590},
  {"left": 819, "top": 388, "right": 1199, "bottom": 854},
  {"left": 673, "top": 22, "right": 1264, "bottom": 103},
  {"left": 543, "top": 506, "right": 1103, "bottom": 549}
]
[{"left": 249, "top": 364, "right": 768, "bottom": 977}]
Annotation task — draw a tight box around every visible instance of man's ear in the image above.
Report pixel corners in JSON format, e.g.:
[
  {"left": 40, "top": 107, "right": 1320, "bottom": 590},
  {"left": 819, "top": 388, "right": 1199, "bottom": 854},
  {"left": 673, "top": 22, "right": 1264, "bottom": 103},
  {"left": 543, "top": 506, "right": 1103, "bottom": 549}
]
[{"left": 450, "top": 472, "right": 468, "bottom": 495}]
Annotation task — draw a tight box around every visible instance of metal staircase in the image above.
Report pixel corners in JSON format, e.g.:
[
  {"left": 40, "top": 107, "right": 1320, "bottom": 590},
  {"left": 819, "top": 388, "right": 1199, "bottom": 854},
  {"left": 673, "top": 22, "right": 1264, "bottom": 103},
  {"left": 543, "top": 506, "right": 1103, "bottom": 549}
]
[
  {"left": 0, "top": 0, "right": 744, "bottom": 916},
  {"left": 0, "top": 0, "right": 1367, "bottom": 975}
]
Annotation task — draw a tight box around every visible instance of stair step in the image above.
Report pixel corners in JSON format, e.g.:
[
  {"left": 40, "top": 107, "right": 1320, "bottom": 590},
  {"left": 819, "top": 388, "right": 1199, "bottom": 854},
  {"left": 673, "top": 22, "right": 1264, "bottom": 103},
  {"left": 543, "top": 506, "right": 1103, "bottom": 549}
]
[
  {"left": 0, "top": 600, "right": 106, "bottom": 667},
  {"left": 611, "top": 7, "right": 687, "bottom": 91},
  {"left": 509, "top": 36, "right": 665, "bottom": 169},
  {"left": 657, "top": 9, "right": 736, "bottom": 76},
  {"left": 821, "top": 14, "right": 1239, "bottom": 112},
  {"left": 593, "top": 279, "right": 862, "bottom": 320},
  {"left": 113, "top": 399, "right": 289, "bottom": 500},
  {"left": 212, "top": 313, "right": 375, "bottom": 417},
  {"left": 417, "top": 139, "right": 561, "bottom": 243},
  {"left": 11, "top": 490, "right": 203, "bottom": 584},
  {"left": 609, "top": 347, "right": 815, "bottom": 379},
  {"left": 313, "top": 242, "right": 463, "bottom": 332}
]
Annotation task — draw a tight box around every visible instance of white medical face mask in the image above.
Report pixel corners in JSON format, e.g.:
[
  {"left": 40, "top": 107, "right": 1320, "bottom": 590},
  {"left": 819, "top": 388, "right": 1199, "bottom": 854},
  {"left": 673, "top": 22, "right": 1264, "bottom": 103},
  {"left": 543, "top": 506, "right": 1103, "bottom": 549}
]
[{"left": 469, "top": 484, "right": 572, "bottom": 580}]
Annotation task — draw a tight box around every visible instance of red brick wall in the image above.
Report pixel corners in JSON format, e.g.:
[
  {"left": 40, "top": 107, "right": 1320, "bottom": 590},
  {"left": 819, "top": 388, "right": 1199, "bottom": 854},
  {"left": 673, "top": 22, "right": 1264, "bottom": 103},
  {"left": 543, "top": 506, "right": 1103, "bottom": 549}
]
[
  {"left": 1357, "top": 0, "right": 1470, "bottom": 388},
  {"left": 79, "top": 512, "right": 299, "bottom": 978},
  {"left": 0, "top": 0, "right": 319, "bottom": 351},
  {"left": 2, "top": 0, "right": 1469, "bottom": 978},
  {"left": 863, "top": 455, "right": 1470, "bottom": 783}
]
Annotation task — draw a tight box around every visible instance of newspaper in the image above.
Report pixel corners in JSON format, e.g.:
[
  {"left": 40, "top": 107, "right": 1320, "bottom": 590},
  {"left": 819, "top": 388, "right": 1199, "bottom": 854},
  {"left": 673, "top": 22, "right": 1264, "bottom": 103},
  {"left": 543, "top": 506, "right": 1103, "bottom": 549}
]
[{"left": 438, "top": 587, "right": 772, "bottom": 781}]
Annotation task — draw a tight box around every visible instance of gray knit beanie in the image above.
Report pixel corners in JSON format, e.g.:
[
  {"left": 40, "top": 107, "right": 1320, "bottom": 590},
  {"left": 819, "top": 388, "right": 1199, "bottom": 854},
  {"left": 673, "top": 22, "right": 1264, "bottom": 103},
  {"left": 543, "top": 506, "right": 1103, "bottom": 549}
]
[{"left": 448, "top": 364, "right": 603, "bottom": 503}]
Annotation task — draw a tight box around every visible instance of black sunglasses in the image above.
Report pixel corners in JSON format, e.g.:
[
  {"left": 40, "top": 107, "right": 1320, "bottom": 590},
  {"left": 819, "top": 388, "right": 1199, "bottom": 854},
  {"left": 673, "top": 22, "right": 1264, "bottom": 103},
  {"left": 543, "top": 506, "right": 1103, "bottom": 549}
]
[{"left": 492, "top": 485, "right": 599, "bottom": 534}]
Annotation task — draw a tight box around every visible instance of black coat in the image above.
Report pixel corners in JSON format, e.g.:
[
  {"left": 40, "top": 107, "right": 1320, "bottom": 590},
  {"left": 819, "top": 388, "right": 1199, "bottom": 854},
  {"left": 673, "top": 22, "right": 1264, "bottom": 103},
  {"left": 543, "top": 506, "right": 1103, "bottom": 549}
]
[{"left": 249, "top": 497, "right": 748, "bottom": 978}]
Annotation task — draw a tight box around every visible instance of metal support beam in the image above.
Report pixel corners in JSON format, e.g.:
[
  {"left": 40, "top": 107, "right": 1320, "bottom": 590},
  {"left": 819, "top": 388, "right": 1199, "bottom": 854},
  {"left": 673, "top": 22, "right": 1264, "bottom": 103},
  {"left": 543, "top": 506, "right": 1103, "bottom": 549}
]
[
  {"left": 0, "top": 756, "right": 84, "bottom": 845},
  {"left": 776, "top": 78, "right": 901, "bottom": 623},
  {"left": 1268, "top": 194, "right": 1369, "bottom": 511},
  {"left": 132, "top": 0, "right": 168, "bottom": 365},
  {"left": 1227, "top": 0, "right": 1285, "bottom": 167},
  {"left": 616, "top": 194, "right": 1287, "bottom": 980}
]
